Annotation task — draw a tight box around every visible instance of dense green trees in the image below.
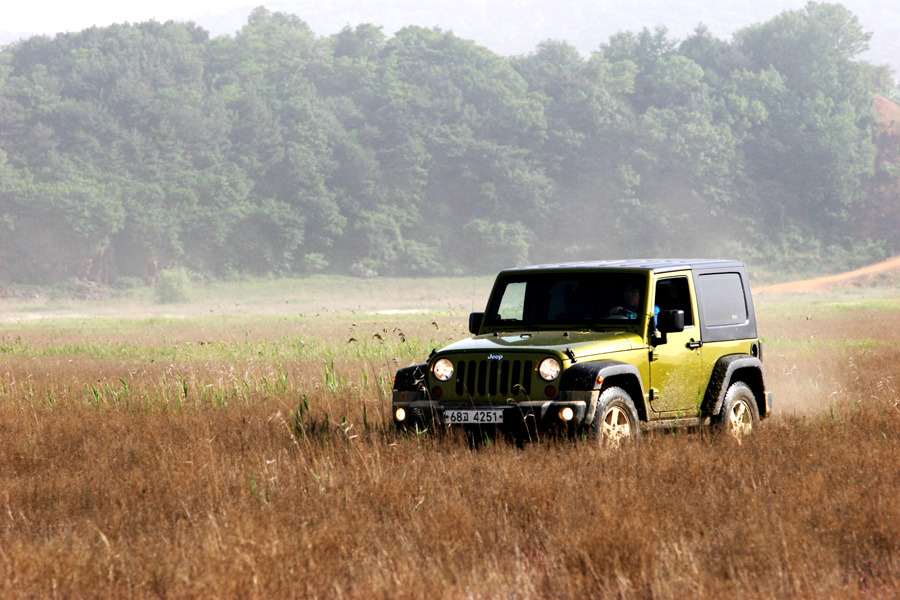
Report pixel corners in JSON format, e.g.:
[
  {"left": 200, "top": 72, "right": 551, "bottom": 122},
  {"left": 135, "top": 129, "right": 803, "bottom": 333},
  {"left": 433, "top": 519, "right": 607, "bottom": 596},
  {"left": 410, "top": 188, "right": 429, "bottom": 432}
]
[
  {"left": 734, "top": 3, "right": 888, "bottom": 252},
  {"left": 0, "top": 2, "right": 896, "bottom": 284}
]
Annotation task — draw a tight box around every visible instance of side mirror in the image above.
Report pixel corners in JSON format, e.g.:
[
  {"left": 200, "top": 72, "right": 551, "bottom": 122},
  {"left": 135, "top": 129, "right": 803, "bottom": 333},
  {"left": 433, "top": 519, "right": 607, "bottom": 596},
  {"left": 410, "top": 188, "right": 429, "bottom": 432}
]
[
  {"left": 468, "top": 312, "right": 484, "bottom": 335},
  {"left": 657, "top": 309, "right": 685, "bottom": 334},
  {"left": 652, "top": 309, "right": 685, "bottom": 346}
]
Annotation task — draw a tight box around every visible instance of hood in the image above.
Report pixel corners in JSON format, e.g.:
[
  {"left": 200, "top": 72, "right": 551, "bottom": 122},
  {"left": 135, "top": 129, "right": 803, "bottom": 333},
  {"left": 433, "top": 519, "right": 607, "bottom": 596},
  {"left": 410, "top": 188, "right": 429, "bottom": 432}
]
[{"left": 436, "top": 329, "right": 642, "bottom": 361}]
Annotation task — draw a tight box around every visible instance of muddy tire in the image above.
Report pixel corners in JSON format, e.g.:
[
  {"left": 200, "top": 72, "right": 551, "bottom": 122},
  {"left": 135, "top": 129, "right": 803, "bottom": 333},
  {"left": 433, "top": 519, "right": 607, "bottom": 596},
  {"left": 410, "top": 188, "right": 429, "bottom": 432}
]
[
  {"left": 715, "top": 381, "right": 759, "bottom": 437},
  {"left": 590, "top": 387, "right": 641, "bottom": 447}
]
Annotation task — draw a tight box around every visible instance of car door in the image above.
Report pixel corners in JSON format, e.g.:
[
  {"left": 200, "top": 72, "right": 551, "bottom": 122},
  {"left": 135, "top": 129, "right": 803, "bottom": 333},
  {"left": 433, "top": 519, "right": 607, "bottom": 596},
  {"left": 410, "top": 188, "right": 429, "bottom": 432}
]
[{"left": 648, "top": 274, "right": 704, "bottom": 417}]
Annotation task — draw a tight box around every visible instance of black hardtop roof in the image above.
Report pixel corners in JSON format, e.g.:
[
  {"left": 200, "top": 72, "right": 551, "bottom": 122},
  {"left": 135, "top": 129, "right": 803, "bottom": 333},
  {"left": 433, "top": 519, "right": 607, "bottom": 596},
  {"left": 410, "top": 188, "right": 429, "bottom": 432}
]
[{"left": 500, "top": 258, "right": 746, "bottom": 275}]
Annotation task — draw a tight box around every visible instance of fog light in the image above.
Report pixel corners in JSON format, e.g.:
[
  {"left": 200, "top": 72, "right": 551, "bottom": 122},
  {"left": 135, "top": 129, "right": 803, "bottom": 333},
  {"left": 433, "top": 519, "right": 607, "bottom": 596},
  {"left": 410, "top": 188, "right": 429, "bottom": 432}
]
[
  {"left": 559, "top": 406, "right": 574, "bottom": 421},
  {"left": 395, "top": 407, "right": 406, "bottom": 422}
]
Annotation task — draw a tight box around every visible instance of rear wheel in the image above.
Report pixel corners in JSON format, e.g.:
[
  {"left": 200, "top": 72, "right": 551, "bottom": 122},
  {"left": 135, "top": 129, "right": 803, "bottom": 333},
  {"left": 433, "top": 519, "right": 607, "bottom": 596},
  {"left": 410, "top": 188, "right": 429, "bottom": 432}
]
[
  {"left": 715, "top": 382, "right": 759, "bottom": 437},
  {"left": 590, "top": 387, "right": 641, "bottom": 447}
]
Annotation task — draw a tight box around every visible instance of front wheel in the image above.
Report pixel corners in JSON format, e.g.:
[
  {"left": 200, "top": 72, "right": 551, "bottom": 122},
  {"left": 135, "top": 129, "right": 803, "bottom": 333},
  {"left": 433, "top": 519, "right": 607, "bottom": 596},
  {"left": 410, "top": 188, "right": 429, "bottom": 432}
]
[
  {"left": 715, "top": 382, "right": 760, "bottom": 437},
  {"left": 590, "top": 387, "right": 641, "bottom": 447}
]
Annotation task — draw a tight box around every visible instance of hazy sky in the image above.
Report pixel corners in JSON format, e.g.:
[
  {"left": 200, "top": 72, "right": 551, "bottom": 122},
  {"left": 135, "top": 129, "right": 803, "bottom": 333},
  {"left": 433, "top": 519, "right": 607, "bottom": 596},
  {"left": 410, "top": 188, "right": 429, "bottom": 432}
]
[
  {"left": 3, "top": 0, "right": 244, "bottom": 36},
  {"left": 2, "top": 0, "right": 898, "bottom": 74}
]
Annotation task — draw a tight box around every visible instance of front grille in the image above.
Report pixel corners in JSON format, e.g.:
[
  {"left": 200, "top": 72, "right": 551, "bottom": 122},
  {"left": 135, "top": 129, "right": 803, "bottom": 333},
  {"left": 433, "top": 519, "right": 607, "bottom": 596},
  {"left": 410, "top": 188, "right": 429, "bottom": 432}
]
[{"left": 454, "top": 359, "right": 533, "bottom": 398}]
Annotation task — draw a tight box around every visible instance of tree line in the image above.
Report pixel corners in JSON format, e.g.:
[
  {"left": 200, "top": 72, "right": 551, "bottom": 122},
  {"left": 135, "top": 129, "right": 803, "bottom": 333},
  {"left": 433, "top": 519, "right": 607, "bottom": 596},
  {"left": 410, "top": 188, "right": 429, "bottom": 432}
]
[{"left": 0, "top": 2, "right": 897, "bottom": 284}]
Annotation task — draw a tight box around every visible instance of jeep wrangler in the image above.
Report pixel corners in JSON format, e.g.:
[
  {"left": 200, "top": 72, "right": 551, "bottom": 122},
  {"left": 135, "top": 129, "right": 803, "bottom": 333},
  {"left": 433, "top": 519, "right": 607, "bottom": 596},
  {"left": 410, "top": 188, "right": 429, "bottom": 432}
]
[{"left": 392, "top": 259, "right": 772, "bottom": 444}]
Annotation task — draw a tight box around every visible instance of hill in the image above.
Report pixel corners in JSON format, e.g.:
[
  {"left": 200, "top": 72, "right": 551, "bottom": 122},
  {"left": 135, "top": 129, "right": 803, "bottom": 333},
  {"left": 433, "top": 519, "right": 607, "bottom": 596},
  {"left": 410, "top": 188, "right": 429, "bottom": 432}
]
[
  {"left": 0, "top": 4, "right": 896, "bottom": 284},
  {"left": 756, "top": 255, "right": 900, "bottom": 293}
]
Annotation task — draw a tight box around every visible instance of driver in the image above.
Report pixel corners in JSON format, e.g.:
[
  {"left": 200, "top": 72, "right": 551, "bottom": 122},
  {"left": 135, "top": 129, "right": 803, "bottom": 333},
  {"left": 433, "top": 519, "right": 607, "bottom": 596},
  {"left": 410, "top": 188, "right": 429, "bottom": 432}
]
[{"left": 609, "top": 285, "right": 641, "bottom": 319}]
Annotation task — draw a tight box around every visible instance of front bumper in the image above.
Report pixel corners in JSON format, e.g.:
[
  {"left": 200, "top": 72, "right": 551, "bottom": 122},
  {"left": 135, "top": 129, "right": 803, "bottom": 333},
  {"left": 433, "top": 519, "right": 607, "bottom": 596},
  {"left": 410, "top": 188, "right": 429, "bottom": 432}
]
[{"left": 392, "top": 390, "right": 598, "bottom": 433}]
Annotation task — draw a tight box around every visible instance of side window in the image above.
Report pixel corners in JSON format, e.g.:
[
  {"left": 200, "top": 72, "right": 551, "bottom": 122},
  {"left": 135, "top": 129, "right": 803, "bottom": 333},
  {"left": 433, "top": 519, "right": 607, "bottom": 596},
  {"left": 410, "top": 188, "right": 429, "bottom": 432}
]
[
  {"left": 655, "top": 277, "right": 695, "bottom": 327},
  {"left": 698, "top": 273, "right": 748, "bottom": 327},
  {"left": 495, "top": 282, "right": 526, "bottom": 320}
]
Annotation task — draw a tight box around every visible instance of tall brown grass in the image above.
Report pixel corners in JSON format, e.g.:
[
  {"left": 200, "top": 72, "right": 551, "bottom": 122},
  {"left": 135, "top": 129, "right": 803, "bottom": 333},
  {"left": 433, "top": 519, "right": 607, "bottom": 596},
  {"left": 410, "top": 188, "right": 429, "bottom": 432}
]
[{"left": 0, "top": 292, "right": 897, "bottom": 599}]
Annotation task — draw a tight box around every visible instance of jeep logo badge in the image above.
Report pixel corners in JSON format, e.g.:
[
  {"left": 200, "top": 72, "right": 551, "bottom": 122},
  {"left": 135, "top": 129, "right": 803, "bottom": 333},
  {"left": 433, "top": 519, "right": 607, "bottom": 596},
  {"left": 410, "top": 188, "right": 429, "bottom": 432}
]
[{"left": 487, "top": 354, "right": 503, "bottom": 360}]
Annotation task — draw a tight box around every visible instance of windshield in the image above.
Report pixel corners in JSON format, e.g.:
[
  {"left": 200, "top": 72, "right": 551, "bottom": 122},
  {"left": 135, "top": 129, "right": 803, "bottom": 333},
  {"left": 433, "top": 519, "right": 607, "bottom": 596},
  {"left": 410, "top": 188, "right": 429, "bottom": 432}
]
[{"left": 483, "top": 272, "right": 648, "bottom": 328}]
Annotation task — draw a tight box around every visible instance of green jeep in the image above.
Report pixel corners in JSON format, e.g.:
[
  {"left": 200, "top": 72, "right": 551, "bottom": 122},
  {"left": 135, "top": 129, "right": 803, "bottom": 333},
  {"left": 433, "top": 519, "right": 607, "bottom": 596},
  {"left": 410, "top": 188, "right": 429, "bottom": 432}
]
[{"left": 392, "top": 259, "right": 772, "bottom": 444}]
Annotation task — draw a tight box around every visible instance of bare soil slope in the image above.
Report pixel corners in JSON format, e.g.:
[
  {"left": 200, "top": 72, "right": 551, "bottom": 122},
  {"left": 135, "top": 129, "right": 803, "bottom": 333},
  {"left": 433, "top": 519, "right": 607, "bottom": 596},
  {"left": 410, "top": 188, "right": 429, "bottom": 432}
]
[
  {"left": 875, "top": 93, "right": 900, "bottom": 134},
  {"left": 756, "top": 255, "right": 900, "bottom": 293}
]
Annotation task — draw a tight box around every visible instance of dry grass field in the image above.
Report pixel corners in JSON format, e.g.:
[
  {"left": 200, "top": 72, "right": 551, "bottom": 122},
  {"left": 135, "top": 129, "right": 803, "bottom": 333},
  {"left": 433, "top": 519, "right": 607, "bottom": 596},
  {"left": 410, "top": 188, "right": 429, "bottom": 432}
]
[{"left": 0, "top": 277, "right": 898, "bottom": 599}]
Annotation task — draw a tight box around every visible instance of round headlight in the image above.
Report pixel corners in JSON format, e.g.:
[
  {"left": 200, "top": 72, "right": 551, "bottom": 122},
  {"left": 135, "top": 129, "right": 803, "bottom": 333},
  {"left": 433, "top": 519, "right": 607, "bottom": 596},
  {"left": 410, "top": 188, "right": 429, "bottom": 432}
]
[
  {"left": 538, "top": 357, "right": 561, "bottom": 381},
  {"left": 432, "top": 358, "right": 454, "bottom": 381}
]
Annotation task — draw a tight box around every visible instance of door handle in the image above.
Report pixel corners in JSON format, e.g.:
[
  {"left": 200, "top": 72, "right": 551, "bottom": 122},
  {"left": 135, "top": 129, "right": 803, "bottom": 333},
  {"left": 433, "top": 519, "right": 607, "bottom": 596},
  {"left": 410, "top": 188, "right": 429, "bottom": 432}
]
[{"left": 686, "top": 340, "right": 703, "bottom": 350}]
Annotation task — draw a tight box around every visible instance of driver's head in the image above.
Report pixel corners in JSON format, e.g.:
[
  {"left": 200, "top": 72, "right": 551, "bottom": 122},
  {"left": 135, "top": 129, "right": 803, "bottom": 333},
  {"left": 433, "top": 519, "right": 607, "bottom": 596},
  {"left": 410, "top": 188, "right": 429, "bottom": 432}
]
[{"left": 623, "top": 285, "right": 640, "bottom": 308}]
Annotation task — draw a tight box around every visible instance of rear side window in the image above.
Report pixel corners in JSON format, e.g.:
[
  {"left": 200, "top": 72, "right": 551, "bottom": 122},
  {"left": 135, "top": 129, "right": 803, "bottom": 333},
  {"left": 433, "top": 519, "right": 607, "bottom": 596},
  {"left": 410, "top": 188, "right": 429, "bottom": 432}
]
[{"left": 698, "top": 273, "right": 748, "bottom": 327}]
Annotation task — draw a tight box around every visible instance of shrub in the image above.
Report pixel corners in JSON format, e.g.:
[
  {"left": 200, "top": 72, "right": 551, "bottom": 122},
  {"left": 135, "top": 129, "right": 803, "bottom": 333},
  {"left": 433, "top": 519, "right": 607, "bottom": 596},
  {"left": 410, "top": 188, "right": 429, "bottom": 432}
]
[
  {"left": 154, "top": 269, "right": 193, "bottom": 303},
  {"left": 113, "top": 276, "right": 145, "bottom": 290}
]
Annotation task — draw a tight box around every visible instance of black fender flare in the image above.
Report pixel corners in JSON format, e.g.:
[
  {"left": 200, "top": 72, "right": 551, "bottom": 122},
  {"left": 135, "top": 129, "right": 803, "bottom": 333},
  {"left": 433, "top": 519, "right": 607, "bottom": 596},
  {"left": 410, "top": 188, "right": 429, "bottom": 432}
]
[
  {"left": 393, "top": 363, "right": 428, "bottom": 392},
  {"left": 702, "top": 355, "right": 767, "bottom": 417},
  {"left": 561, "top": 360, "right": 648, "bottom": 423}
]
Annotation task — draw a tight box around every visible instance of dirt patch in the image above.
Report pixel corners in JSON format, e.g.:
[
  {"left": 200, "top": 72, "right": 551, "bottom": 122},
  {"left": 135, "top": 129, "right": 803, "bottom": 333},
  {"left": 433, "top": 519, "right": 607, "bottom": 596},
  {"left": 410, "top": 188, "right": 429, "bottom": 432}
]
[
  {"left": 875, "top": 94, "right": 900, "bottom": 135},
  {"left": 756, "top": 255, "right": 900, "bottom": 293}
]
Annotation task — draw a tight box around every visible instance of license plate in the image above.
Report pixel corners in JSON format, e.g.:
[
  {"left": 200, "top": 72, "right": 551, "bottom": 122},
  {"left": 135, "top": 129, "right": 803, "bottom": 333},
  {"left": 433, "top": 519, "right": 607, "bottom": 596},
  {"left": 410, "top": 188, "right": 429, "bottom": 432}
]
[{"left": 444, "top": 409, "right": 504, "bottom": 424}]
